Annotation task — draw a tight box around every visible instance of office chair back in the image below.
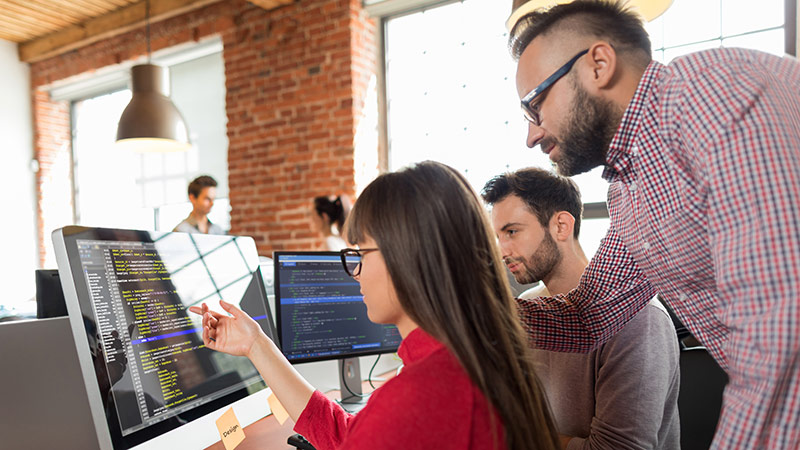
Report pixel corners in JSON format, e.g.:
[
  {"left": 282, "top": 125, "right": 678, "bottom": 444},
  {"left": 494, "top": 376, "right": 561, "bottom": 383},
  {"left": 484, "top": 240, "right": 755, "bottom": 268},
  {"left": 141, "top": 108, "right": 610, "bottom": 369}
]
[
  {"left": 35, "top": 269, "right": 68, "bottom": 318},
  {"left": 678, "top": 345, "right": 728, "bottom": 450},
  {"left": 657, "top": 296, "right": 728, "bottom": 449}
]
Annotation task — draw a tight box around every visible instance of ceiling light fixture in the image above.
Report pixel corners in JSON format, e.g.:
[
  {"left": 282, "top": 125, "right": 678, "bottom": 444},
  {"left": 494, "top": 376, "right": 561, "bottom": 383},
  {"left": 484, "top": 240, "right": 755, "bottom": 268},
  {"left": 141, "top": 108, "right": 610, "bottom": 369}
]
[
  {"left": 116, "top": 0, "right": 190, "bottom": 152},
  {"left": 506, "top": 0, "right": 674, "bottom": 31}
]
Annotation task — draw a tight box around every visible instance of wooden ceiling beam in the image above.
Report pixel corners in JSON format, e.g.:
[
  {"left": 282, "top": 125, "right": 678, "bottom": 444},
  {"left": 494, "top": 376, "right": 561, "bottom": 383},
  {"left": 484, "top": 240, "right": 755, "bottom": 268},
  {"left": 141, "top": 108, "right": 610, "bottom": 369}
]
[{"left": 18, "top": 0, "right": 223, "bottom": 63}]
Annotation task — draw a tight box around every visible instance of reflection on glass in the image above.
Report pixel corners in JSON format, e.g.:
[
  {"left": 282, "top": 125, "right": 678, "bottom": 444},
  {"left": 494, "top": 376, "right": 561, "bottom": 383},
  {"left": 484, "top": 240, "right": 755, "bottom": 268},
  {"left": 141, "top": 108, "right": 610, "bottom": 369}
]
[
  {"left": 68, "top": 230, "right": 271, "bottom": 440},
  {"left": 200, "top": 243, "right": 251, "bottom": 291},
  {"left": 152, "top": 233, "right": 198, "bottom": 268}
]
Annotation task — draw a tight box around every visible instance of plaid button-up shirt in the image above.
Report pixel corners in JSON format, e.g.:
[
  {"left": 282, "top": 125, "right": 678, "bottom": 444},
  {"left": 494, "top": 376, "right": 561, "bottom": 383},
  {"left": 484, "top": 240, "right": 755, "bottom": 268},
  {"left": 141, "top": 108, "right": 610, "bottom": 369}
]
[{"left": 517, "top": 48, "right": 800, "bottom": 448}]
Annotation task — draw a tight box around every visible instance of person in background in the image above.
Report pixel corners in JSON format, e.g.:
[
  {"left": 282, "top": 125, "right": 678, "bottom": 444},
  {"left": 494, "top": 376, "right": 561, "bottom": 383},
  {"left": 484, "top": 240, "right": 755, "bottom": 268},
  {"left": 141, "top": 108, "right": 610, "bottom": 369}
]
[
  {"left": 174, "top": 175, "right": 225, "bottom": 235},
  {"left": 311, "top": 195, "right": 350, "bottom": 250},
  {"left": 508, "top": 1, "right": 800, "bottom": 447},
  {"left": 191, "top": 161, "right": 560, "bottom": 450},
  {"left": 483, "top": 167, "right": 679, "bottom": 450}
]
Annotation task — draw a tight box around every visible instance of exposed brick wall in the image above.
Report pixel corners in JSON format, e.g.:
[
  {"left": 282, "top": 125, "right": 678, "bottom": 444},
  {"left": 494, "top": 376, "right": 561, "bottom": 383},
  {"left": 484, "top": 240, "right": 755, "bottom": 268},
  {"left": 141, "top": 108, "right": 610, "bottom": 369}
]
[
  {"left": 30, "top": 0, "right": 378, "bottom": 262},
  {"left": 225, "top": 0, "right": 377, "bottom": 251},
  {"left": 32, "top": 90, "right": 73, "bottom": 268}
]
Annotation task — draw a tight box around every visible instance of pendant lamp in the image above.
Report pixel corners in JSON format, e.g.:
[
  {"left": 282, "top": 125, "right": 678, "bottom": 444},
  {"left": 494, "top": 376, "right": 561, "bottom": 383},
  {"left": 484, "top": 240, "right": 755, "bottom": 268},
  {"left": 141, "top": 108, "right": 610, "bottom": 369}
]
[
  {"left": 116, "top": 0, "right": 190, "bottom": 152},
  {"left": 506, "top": 0, "right": 673, "bottom": 31}
]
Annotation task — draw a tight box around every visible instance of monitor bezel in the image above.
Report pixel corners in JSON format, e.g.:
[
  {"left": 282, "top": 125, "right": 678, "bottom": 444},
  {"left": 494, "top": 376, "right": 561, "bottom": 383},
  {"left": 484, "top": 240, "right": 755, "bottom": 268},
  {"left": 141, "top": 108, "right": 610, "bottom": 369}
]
[
  {"left": 53, "top": 226, "right": 275, "bottom": 449},
  {"left": 272, "top": 250, "right": 400, "bottom": 364}
]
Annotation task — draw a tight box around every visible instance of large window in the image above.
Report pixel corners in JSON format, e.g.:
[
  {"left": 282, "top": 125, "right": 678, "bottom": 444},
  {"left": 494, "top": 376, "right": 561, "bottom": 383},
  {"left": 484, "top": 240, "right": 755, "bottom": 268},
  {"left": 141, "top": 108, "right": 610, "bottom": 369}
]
[
  {"left": 71, "top": 48, "right": 230, "bottom": 234},
  {"left": 647, "top": 0, "right": 788, "bottom": 62},
  {"left": 382, "top": 0, "right": 793, "bottom": 258}
]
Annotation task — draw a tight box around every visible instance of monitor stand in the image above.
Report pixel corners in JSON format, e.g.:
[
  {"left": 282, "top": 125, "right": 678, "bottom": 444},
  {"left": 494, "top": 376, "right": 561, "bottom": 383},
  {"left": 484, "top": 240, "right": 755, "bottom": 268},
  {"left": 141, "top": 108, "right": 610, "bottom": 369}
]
[{"left": 337, "top": 357, "right": 369, "bottom": 414}]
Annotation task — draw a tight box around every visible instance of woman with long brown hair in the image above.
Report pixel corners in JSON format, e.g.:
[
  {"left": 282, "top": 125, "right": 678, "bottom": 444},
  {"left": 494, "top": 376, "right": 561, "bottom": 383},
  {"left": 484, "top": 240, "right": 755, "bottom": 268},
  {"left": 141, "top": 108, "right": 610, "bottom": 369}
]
[{"left": 191, "top": 161, "right": 558, "bottom": 450}]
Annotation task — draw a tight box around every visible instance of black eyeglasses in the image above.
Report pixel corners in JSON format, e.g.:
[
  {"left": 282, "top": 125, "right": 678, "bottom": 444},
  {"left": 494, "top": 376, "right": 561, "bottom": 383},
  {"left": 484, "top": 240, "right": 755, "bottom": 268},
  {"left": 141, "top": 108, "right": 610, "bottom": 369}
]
[
  {"left": 340, "top": 248, "right": 379, "bottom": 277},
  {"left": 520, "top": 49, "right": 589, "bottom": 126}
]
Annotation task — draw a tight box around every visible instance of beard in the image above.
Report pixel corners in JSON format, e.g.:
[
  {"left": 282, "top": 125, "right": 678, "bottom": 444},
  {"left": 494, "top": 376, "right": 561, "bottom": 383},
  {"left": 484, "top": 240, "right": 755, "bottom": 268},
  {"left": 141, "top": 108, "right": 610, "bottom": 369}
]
[
  {"left": 545, "top": 76, "right": 623, "bottom": 177},
  {"left": 505, "top": 231, "right": 561, "bottom": 285}
]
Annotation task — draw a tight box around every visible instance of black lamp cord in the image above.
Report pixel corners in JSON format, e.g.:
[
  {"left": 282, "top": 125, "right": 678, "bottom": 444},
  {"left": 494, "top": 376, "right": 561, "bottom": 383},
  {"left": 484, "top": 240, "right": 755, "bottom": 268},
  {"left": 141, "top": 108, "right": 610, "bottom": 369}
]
[
  {"left": 340, "top": 354, "right": 382, "bottom": 399},
  {"left": 145, "top": 0, "right": 151, "bottom": 62}
]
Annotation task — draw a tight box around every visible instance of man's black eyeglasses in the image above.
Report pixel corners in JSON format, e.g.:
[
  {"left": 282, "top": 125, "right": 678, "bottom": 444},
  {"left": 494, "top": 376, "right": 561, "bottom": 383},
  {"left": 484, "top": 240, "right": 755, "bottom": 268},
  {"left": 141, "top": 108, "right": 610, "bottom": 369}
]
[
  {"left": 520, "top": 48, "right": 589, "bottom": 126},
  {"left": 340, "top": 248, "right": 379, "bottom": 277}
]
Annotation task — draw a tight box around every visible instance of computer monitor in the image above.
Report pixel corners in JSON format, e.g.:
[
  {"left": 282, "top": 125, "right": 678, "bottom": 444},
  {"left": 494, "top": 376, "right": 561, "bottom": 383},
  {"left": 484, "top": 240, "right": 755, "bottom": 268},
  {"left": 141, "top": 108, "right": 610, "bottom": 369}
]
[
  {"left": 52, "top": 226, "right": 277, "bottom": 449},
  {"left": 273, "top": 251, "right": 402, "bottom": 411}
]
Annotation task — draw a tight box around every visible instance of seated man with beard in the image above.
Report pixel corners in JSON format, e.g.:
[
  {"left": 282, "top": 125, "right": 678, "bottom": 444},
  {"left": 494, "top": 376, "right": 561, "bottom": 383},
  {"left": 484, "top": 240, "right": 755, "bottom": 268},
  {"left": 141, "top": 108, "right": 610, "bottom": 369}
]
[{"left": 483, "top": 167, "right": 679, "bottom": 450}]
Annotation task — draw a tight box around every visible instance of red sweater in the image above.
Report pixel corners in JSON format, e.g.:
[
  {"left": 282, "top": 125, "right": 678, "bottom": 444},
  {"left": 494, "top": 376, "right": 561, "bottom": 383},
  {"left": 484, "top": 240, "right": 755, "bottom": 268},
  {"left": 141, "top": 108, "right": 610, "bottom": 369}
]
[{"left": 294, "top": 328, "right": 505, "bottom": 449}]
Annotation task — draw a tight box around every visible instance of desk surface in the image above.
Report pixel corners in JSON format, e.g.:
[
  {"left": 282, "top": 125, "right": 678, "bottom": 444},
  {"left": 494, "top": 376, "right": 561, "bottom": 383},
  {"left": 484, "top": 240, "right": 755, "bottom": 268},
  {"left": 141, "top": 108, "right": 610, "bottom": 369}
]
[{"left": 205, "top": 371, "right": 395, "bottom": 450}]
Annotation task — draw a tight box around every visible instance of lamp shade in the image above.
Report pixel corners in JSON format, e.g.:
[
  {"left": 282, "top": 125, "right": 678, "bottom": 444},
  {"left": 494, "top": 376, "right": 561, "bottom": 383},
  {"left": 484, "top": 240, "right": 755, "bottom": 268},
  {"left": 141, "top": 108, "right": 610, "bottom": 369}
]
[
  {"left": 506, "top": 0, "right": 673, "bottom": 31},
  {"left": 116, "top": 64, "right": 191, "bottom": 152}
]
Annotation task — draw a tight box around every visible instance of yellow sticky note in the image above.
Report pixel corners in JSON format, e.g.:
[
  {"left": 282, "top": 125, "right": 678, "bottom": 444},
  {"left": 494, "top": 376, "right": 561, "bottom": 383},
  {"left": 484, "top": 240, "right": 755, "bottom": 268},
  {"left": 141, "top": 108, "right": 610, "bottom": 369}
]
[
  {"left": 268, "top": 392, "right": 290, "bottom": 425},
  {"left": 215, "top": 407, "right": 245, "bottom": 450}
]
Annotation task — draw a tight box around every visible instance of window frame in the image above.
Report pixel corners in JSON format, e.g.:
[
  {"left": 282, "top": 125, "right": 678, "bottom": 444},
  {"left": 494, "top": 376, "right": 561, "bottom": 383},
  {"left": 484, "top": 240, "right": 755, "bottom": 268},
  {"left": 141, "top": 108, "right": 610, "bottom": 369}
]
[
  {"left": 373, "top": 0, "right": 796, "bottom": 225},
  {"left": 786, "top": 0, "right": 797, "bottom": 56},
  {"left": 64, "top": 38, "right": 230, "bottom": 232}
]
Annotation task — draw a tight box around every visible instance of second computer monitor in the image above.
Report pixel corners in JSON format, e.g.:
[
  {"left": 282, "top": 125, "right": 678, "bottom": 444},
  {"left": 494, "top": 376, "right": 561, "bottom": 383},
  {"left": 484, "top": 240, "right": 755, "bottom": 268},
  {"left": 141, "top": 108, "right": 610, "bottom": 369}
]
[{"left": 273, "top": 251, "right": 401, "bottom": 363}]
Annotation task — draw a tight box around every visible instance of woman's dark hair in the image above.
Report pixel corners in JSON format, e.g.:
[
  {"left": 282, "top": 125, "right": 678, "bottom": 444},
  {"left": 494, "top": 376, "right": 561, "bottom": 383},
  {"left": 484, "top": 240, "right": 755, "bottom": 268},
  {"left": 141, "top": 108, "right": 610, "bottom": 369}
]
[
  {"left": 314, "top": 196, "right": 348, "bottom": 231},
  {"left": 346, "top": 161, "right": 559, "bottom": 450}
]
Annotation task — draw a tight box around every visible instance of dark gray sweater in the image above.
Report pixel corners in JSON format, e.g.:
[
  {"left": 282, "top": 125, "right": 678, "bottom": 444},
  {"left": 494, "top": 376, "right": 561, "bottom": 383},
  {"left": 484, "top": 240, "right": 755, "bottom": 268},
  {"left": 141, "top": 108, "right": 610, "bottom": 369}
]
[{"left": 524, "top": 291, "right": 680, "bottom": 450}]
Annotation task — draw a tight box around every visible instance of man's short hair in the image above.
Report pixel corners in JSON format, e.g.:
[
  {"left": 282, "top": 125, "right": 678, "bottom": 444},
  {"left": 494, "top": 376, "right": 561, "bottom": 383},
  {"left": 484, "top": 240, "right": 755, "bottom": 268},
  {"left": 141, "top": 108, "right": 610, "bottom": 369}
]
[
  {"left": 482, "top": 168, "right": 583, "bottom": 239},
  {"left": 188, "top": 175, "right": 217, "bottom": 198},
  {"left": 509, "top": 0, "right": 651, "bottom": 66}
]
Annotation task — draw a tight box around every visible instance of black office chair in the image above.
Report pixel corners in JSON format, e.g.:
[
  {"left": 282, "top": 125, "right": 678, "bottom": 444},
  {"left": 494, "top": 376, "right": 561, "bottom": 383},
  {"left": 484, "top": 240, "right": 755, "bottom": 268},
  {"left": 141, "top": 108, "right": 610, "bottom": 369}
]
[
  {"left": 657, "top": 296, "right": 728, "bottom": 450},
  {"left": 35, "top": 269, "right": 68, "bottom": 318},
  {"left": 657, "top": 294, "right": 699, "bottom": 345},
  {"left": 677, "top": 345, "right": 728, "bottom": 450}
]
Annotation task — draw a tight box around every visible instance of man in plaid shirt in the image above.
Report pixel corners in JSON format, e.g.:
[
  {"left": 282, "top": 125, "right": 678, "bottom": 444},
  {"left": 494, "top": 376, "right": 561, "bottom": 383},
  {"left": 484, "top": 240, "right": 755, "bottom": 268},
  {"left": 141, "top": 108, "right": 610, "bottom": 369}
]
[{"left": 509, "top": 1, "right": 800, "bottom": 448}]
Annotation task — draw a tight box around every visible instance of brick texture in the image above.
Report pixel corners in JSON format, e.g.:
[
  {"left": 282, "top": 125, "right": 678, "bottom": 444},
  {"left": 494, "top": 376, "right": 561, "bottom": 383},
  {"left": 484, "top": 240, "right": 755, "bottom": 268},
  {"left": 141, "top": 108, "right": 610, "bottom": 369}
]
[
  {"left": 32, "top": 90, "right": 73, "bottom": 268},
  {"left": 30, "top": 0, "right": 378, "bottom": 263}
]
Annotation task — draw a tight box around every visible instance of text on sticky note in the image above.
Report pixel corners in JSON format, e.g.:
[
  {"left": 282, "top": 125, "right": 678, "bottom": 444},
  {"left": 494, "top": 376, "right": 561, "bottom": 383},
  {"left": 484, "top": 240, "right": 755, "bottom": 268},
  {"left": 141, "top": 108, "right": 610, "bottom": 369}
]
[{"left": 215, "top": 407, "right": 245, "bottom": 450}]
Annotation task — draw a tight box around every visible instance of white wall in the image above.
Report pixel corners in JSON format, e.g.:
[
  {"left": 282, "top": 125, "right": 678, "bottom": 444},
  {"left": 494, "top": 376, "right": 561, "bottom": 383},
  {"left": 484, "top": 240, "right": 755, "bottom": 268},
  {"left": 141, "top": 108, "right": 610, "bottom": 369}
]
[{"left": 0, "top": 40, "right": 38, "bottom": 314}]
